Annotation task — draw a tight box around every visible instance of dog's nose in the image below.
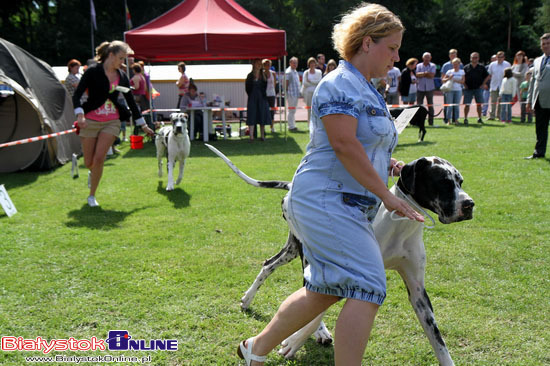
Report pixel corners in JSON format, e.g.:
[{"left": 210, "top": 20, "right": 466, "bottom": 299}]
[{"left": 461, "top": 199, "right": 475, "bottom": 218}]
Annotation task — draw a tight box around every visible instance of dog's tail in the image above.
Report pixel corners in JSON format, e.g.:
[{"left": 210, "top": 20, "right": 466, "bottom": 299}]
[{"left": 205, "top": 144, "right": 291, "bottom": 191}]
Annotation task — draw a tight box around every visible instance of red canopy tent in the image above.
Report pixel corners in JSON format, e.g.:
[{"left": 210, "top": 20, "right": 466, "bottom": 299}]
[{"left": 124, "top": 0, "right": 286, "bottom": 61}]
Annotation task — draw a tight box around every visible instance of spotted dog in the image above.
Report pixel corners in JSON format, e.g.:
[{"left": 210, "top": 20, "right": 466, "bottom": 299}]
[
  {"left": 206, "top": 144, "right": 474, "bottom": 366},
  {"left": 156, "top": 113, "right": 190, "bottom": 191}
]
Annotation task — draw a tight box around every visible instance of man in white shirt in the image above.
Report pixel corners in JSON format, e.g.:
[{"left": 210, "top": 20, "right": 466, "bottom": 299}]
[
  {"left": 484, "top": 51, "right": 511, "bottom": 120},
  {"left": 285, "top": 57, "right": 300, "bottom": 131}
]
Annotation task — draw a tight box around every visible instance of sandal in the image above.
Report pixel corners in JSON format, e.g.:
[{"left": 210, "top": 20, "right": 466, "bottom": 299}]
[{"left": 237, "top": 337, "right": 266, "bottom": 366}]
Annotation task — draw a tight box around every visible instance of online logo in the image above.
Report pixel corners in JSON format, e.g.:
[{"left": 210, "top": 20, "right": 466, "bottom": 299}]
[
  {"left": 106, "top": 331, "right": 178, "bottom": 351},
  {"left": 1, "top": 330, "right": 178, "bottom": 354}
]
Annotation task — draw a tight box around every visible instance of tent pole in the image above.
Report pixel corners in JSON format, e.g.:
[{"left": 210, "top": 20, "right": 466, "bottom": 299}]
[
  {"left": 148, "top": 61, "right": 154, "bottom": 129},
  {"left": 283, "top": 55, "right": 287, "bottom": 141}
]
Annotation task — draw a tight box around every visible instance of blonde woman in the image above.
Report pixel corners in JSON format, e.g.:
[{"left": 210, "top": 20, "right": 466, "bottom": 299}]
[
  {"left": 237, "top": 4, "right": 422, "bottom": 365},
  {"left": 263, "top": 59, "right": 277, "bottom": 132},
  {"left": 73, "top": 41, "right": 154, "bottom": 207},
  {"left": 302, "top": 57, "right": 323, "bottom": 122}
]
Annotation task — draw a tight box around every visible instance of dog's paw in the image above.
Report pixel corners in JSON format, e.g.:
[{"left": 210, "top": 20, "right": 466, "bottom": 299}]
[
  {"left": 278, "top": 333, "right": 306, "bottom": 359},
  {"left": 240, "top": 292, "right": 254, "bottom": 310},
  {"left": 314, "top": 321, "right": 333, "bottom": 345},
  {"left": 166, "top": 186, "right": 174, "bottom": 192}
]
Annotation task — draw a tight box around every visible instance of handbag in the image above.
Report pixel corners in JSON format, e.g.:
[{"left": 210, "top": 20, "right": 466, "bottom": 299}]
[{"left": 440, "top": 79, "right": 454, "bottom": 93}]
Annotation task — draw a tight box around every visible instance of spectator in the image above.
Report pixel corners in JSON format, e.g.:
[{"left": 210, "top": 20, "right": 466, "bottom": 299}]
[
  {"left": 441, "top": 57, "right": 465, "bottom": 125},
  {"left": 416, "top": 52, "right": 436, "bottom": 125},
  {"left": 525, "top": 33, "right": 550, "bottom": 159},
  {"left": 482, "top": 54, "right": 497, "bottom": 117},
  {"left": 519, "top": 70, "right": 533, "bottom": 123},
  {"left": 499, "top": 67, "right": 517, "bottom": 123},
  {"left": 385, "top": 65, "right": 400, "bottom": 106},
  {"left": 399, "top": 58, "right": 418, "bottom": 105},
  {"left": 73, "top": 41, "right": 153, "bottom": 207},
  {"left": 64, "top": 59, "right": 81, "bottom": 97},
  {"left": 316, "top": 53, "right": 327, "bottom": 74},
  {"left": 285, "top": 56, "right": 300, "bottom": 131},
  {"left": 245, "top": 59, "right": 270, "bottom": 142},
  {"left": 180, "top": 82, "right": 206, "bottom": 140},
  {"left": 302, "top": 57, "right": 323, "bottom": 122},
  {"left": 263, "top": 59, "right": 277, "bottom": 133},
  {"left": 324, "top": 59, "right": 337, "bottom": 76},
  {"left": 130, "top": 63, "right": 151, "bottom": 133},
  {"left": 463, "top": 52, "right": 489, "bottom": 124},
  {"left": 441, "top": 49, "right": 463, "bottom": 124},
  {"left": 486, "top": 51, "right": 511, "bottom": 120},
  {"left": 176, "top": 62, "right": 189, "bottom": 109},
  {"left": 236, "top": 5, "right": 422, "bottom": 366},
  {"left": 512, "top": 50, "right": 529, "bottom": 98}
]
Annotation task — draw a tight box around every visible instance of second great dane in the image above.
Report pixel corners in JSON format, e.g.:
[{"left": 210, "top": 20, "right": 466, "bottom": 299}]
[
  {"left": 206, "top": 144, "right": 474, "bottom": 366},
  {"left": 156, "top": 113, "right": 190, "bottom": 191}
]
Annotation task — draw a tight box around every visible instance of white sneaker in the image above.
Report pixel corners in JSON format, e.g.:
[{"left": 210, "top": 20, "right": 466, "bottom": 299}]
[
  {"left": 87, "top": 195, "right": 99, "bottom": 207},
  {"left": 107, "top": 147, "right": 113, "bottom": 155},
  {"left": 88, "top": 171, "right": 91, "bottom": 188}
]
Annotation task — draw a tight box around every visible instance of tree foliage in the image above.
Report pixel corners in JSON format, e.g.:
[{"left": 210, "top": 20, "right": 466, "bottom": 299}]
[{"left": 0, "top": 0, "right": 546, "bottom": 69}]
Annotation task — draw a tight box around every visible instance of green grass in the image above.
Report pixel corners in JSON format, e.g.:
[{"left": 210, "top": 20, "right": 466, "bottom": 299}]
[{"left": 0, "top": 118, "right": 549, "bottom": 365}]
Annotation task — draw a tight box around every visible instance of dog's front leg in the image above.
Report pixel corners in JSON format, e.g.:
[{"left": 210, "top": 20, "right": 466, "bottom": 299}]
[
  {"left": 176, "top": 159, "right": 184, "bottom": 185},
  {"left": 166, "top": 158, "right": 175, "bottom": 191},
  {"left": 278, "top": 312, "right": 325, "bottom": 359},
  {"left": 399, "top": 267, "right": 454, "bottom": 366}
]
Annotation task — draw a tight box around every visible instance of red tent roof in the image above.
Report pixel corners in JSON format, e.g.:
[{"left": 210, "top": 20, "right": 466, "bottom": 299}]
[{"left": 124, "top": 0, "right": 286, "bottom": 61}]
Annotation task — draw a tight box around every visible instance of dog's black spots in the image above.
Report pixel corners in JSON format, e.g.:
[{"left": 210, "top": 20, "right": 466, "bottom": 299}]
[
  {"left": 258, "top": 180, "right": 291, "bottom": 190},
  {"left": 423, "top": 289, "right": 434, "bottom": 312},
  {"left": 425, "top": 316, "right": 446, "bottom": 347},
  {"left": 416, "top": 299, "right": 426, "bottom": 311}
]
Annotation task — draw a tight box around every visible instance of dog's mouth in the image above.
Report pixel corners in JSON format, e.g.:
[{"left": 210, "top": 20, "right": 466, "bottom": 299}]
[{"left": 438, "top": 199, "right": 475, "bottom": 224}]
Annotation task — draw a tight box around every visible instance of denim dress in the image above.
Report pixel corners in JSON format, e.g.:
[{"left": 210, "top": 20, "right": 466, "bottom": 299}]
[{"left": 287, "top": 61, "right": 398, "bottom": 305}]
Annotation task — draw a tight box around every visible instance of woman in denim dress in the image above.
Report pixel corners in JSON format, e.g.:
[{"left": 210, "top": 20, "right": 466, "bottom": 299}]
[{"left": 238, "top": 4, "right": 424, "bottom": 365}]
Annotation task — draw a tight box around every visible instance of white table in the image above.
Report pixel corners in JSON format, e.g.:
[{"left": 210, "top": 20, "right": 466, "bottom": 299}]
[{"left": 185, "top": 106, "right": 229, "bottom": 142}]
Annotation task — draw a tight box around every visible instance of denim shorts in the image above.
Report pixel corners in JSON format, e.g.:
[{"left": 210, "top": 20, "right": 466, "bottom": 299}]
[
  {"left": 463, "top": 88, "right": 484, "bottom": 105},
  {"left": 287, "top": 182, "right": 386, "bottom": 305}
]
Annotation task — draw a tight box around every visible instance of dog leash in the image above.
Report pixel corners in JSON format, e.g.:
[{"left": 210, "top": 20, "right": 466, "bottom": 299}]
[{"left": 390, "top": 162, "right": 436, "bottom": 229}]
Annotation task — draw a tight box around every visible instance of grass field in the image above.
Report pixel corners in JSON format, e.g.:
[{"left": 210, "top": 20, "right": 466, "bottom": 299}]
[{"left": 0, "top": 118, "right": 549, "bottom": 365}]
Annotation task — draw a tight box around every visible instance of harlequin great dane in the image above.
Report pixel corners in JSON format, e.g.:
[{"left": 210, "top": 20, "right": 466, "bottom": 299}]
[
  {"left": 206, "top": 144, "right": 474, "bottom": 366},
  {"left": 156, "top": 113, "right": 190, "bottom": 191}
]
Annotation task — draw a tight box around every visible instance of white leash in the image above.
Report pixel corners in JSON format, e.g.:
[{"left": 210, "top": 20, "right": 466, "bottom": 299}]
[{"left": 390, "top": 161, "right": 436, "bottom": 229}]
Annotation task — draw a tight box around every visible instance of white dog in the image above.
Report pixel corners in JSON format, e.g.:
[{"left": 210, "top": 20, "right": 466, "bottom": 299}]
[{"left": 156, "top": 113, "right": 190, "bottom": 191}]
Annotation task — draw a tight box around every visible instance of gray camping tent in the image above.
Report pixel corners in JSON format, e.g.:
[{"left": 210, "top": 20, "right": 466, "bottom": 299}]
[{"left": 0, "top": 38, "right": 80, "bottom": 173}]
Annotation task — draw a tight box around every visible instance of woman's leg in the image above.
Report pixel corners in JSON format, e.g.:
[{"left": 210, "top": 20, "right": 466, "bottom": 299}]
[
  {"left": 260, "top": 125, "right": 265, "bottom": 140},
  {"left": 249, "top": 124, "right": 255, "bottom": 141},
  {"left": 88, "top": 132, "right": 117, "bottom": 197},
  {"left": 334, "top": 298, "right": 379, "bottom": 366},
  {"left": 248, "top": 288, "right": 340, "bottom": 365}
]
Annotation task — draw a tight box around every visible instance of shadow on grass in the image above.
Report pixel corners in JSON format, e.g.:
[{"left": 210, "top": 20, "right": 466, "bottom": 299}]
[
  {"left": 156, "top": 181, "right": 191, "bottom": 208},
  {"left": 65, "top": 205, "right": 148, "bottom": 230},
  {"left": 0, "top": 171, "right": 44, "bottom": 189},
  {"left": 241, "top": 308, "right": 272, "bottom": 323},
  {"left": 121, "top": 133, "right": 304, "bottom": 159}
]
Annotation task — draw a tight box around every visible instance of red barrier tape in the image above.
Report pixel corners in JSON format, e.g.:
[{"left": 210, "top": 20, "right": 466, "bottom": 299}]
[{"left": 0, "top": 125, "right": 78, "bottom": 149}]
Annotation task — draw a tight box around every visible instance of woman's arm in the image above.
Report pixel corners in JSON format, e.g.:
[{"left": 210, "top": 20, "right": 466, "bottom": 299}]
[{"left": 322, "top": 114, "right": 424, "bottom": 222}]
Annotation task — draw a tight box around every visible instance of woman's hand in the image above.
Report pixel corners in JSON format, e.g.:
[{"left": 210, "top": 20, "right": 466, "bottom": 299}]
[
  {"left": 389, "top": 158, "right": 403, "bottom": 177},
  {"left": 381, "top": 191, "right": 424, "bottom": 222},
  {"left": 76, "top": 114, "right": 87, "bottom": 129},
  {"left": 142, "top": 125, "right": 155, "bottom": 137}
]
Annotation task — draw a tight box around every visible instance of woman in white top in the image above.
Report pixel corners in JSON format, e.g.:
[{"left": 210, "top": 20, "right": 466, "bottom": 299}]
[
  {"left": 302, "top": 57, "right": 323, "bottom": 122},
  {"left": 499, "top": 67, "right": 517, "bottom": 123},
  {"left": 441, "top": 58, "right": 465, "bottom": 125},
  {"left": 263, "top": 59, "right": 277, "bottom": 132}
]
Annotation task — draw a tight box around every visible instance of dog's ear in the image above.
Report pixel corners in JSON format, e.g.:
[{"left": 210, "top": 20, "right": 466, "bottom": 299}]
[{"left": 398, "top": 157, "right": 430, "bottom": 195}]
